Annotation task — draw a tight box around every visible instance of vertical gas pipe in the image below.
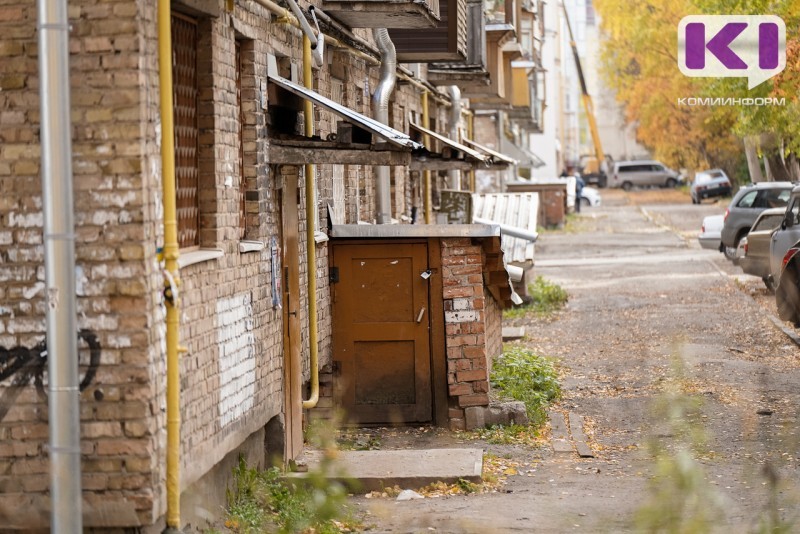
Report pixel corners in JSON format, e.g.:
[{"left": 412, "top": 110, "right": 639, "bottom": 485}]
[
  {"left": 372, "top": 28, "right": 396, "bottom": 224},
  {"left": 422, "top": 90, "right": 432, "bottom": 224},
  {"left": 37, "top": 0, "right": 82, "bottom": 529},
  {"left": 158, "top": 0, "right": 182, "bottom": 529},
  {"left": 302, "top": 34, "right": 319, "bottom": 409}
]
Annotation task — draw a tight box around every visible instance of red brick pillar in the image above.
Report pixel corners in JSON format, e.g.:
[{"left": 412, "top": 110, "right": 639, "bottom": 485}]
[{"left": 441, "top": 238, "right": 490, "bottom": 430}]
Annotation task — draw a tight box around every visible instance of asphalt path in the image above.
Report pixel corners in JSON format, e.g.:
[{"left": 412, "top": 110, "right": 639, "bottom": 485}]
[{"left": 356, "top": 190, "right": 800, "bottom": 533}]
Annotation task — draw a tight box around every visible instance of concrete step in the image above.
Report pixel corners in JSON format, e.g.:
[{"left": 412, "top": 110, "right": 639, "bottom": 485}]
[{"left": 288, "top": 448, "right": 483, "bottom": 493}]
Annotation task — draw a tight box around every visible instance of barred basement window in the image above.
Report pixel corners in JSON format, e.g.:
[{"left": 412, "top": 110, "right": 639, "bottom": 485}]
[
  {"left": 236, "top": 39, "right": 245, "bottom": 240},
  {"left": 171, "top": 12, "right": 200, "bottom": 249}
]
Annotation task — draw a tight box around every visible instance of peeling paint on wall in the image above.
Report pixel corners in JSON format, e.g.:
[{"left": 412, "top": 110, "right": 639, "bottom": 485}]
[{"left": 217, "top": 293, "right": 256, "bottom": 428}]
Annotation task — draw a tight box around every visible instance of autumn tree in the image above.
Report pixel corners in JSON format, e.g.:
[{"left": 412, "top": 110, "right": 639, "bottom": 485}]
[{"left": 595, "top": 0, "right": 799, "bottom": 181}]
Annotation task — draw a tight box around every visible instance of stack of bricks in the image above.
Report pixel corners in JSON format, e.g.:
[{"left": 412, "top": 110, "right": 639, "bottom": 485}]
[{"left": 441, "top": 237, "right": 491, "bottom": 430}]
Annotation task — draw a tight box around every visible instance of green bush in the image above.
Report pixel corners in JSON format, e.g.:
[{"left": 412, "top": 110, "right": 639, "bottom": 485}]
[
  {"left": 490, "top": 346, "right": 561, "bottom": 427},
  {"left": 504, "top": 276, "right": 568, "bottom": 319}
]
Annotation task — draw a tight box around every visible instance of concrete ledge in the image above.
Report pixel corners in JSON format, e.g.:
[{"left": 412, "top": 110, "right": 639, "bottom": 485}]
[
  {"left": 465, "top": 401, "right": 529, "bottom": 430},
  {"left": 288, "top": 448, "right": 483, "bottom": 493}
]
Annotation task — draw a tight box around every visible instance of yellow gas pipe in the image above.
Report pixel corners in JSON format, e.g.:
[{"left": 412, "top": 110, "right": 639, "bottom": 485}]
[
  {"left": 467, "top": 111, "right": 475, "bottom": 192},
  {"left": 157, "top": 0, "right": 182, "bottom": 528},
  {"left": 422, "top": 90, "right": 431, "bottom": 224},
  {"left": 302, "top": 34, "right": 319, "bottom": 409}
]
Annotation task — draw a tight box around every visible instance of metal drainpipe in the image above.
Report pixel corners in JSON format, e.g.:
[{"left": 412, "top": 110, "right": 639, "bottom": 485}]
[
  {"left": 37, "top": 0, "right": 82, "bottom": 530},
  {"left": 157, "top": 1, "right": 183, "bottom": 530},
  {"left": 422, "top": 90, "right": 432, "bottom": 224},
  {"left": 372, "top": 28, "right": 396, "bottom": 224},
  {"left": 301, "top": 34, "right": 319, "bottom": 409},
  {"left": 446, "top": 85, "right": 462, "bottom": 190}
]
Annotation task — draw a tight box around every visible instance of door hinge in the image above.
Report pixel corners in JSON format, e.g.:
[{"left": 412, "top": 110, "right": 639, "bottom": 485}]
[{"left": 329, "top": 266, "right": 339, "bottom": 284}]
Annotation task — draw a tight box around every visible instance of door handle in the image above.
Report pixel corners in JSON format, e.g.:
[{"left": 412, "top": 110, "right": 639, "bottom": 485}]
[{"left": 416, "top": 307, "right": 426, "bottom": 323}]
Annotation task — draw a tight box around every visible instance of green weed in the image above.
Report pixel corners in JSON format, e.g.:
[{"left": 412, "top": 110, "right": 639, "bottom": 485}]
[
  {"left": 222, "top": 423, "right": 358, "bottom": 533},
  {"left": 503, "top": 276, "right": 568, "bottom": 319},
  {"left": 490, "top": 346, "right": 561, "bottom": 427}
]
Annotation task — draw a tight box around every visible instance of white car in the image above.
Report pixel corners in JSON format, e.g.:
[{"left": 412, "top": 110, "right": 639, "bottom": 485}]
[
  {"left": 580, "top": 186, "right": 601, "bottom": 208},
  {"left": 698, "top": 214, "right": 724, "bottom": 251}
]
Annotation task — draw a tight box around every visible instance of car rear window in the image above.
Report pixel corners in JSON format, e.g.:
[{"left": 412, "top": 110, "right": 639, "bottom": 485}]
[
  {"left": 753, "top": 213, "right": 784, "bottom": 231},
  {"left": 737, "top": 190, "right": 758, "bottom": 208},
  {"left": 694, "top": 173, "right": 711, "bottom": 184}
]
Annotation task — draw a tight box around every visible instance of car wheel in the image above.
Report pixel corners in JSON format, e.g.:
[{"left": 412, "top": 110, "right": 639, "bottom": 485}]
[
  {"left": 762, "top": 276, "right": 776, "bottom": 292},
  {"left": 776, "top": 268, "right": 800, "bottom": 323},
  {"left": 691, "top": 196, "right": 699, "bottom": 205},
  {"left": 581, "top": 197, "right": 591, "bottom": 207},
  {"left": 621, "top": 181, "right": 633, "bottom": 191},
  {"left": 723, "top": 235, "right": 744, "bottom": 265},
  {"left": 666, "top": 177, "right": 677, "bottom": 188}
]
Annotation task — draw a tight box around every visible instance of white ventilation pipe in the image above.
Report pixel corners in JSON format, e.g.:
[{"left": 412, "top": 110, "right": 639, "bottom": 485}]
[
  {"left": 447, "top": 85, "right": 462, "bottom": 190},
  {"left": 372, "top": 28, "right": 396, "bottom": 224}
]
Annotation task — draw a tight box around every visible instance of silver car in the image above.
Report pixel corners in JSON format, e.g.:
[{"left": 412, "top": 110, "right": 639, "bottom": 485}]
[
  {"left": 609, "top": 160, "right": 682, "bottom": 190},
  {"left": 691, "top": 169, "right": 732, "bottom": 204},
  {"left": 720, "top": 182, "right": 793, "bottom": 263},
  {"left": 769, "top": 185, "right": 800, "bottom": 285}
]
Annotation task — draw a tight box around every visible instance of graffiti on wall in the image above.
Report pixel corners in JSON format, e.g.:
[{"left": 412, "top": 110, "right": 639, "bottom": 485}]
[
  {"left": 0, "top": 329, "right": 101, "bottom": 421},
  {"left": 217, "top": 293, "right": 256, "bottom": 428}
]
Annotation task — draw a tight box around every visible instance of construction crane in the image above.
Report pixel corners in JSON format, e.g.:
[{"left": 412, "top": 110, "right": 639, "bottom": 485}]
[{"left": 561, "top": 2, "right": 609, "bottom": 188}]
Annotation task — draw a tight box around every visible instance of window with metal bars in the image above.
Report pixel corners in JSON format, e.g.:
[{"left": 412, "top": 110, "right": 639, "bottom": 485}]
[
  {"left": 171, "top": 12, "right": 200, "bottom": 249},
  {"left": 236, "top": 40, "right": 246, "bottom": 240}
]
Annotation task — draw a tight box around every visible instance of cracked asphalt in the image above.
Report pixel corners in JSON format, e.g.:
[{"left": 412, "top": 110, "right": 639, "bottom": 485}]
[{"left": 353, "top": 189, "right": 800, "bottom": 533}]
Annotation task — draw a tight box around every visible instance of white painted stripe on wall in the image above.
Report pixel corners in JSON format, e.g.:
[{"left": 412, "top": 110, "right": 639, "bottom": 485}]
[{"left": 217, "top": 293, "right": 256, "bottom": 428}]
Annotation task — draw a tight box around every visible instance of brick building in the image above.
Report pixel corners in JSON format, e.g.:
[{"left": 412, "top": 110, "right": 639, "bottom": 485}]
[{"left": 0, "top": 0, "right": 540, "bottom": 529}]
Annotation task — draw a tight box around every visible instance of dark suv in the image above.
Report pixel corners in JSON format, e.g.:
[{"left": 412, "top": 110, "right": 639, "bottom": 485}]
[{"left": 720, "top": 182, "right": 794, "bottom": 263}]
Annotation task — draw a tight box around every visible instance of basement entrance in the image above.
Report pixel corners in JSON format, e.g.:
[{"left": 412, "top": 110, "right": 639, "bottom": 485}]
[{"left": 331, "top": 242, "right": 433, "bottom": 424}]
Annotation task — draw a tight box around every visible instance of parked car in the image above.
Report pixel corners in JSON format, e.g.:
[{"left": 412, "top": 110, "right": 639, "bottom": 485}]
[
  {"left": 698, "top": 214, "right": 724, "bottom": 251},
  {"left": 609, "top": 160, "right": 683, "bottom": 190},
  {"left": 581, "top": 186, "right": 602, "bottom": 207},
  {"left": 739, "top": 208, "right": 785, "bottom": 289},
  {"left": 768, "top": 185, "right": 800, "bottom": 286},
  {"left": 691, "top": 169, "right": 732, "bottom": 204},
  {"left": 720, "top": 182, "right": 793, "bottom": 264},
  {"left": 775, "top": 241, "right": 800, "bottom": 325}
]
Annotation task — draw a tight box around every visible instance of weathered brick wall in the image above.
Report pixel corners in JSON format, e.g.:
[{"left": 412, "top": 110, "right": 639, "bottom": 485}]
[
  {"left": 484, "top": 285, "right": 503, "bottom": 362},
  {"left": 473, "top": 113, "right": 505, "bottom": 193},
  {"left": 0, "top": 0, "right": 163, "bottom": 528},
  {"left": 441, "top": 237, "right": 490, "bottom": 431},
  {"left": 0, "top": 0, "right": 450, "bottom": 529}
]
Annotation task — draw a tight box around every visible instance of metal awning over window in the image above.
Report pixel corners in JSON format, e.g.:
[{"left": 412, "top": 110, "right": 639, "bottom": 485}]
[
  {"left": 499, "top": 136, "right": 546, "bottom": 168},
  {"left": 266, "top": 73, "right": 424, "bottom": 166},
  {"left": 409, "top": 121, "right": 489, "bottom": 171},
  {"left": 462, "top": 138, "right": 517, "bottom": 166}
]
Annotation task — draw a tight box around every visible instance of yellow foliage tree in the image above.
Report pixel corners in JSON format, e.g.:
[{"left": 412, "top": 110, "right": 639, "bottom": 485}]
[{"left": 595, "top": 0, "right": 798, "bottom": 179}]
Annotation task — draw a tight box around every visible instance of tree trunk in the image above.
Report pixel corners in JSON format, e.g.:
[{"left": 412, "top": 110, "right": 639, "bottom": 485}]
[
  {"left": 766, "top": 153, "right": 791, "bottom": 182},
  {"left": 759, "top": 133, "right": 791, "bottom": 182},
  {"left": 744, "top": 136, "right": 764, "bottom": 182},
  {"left": 788, "top": 153, "right": 800, "bottom": 181}
]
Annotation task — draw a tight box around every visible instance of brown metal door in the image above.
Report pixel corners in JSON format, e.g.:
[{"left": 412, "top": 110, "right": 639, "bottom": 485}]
[{"left": 332, "top": 243, "right": 432, "bottom": 424}]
